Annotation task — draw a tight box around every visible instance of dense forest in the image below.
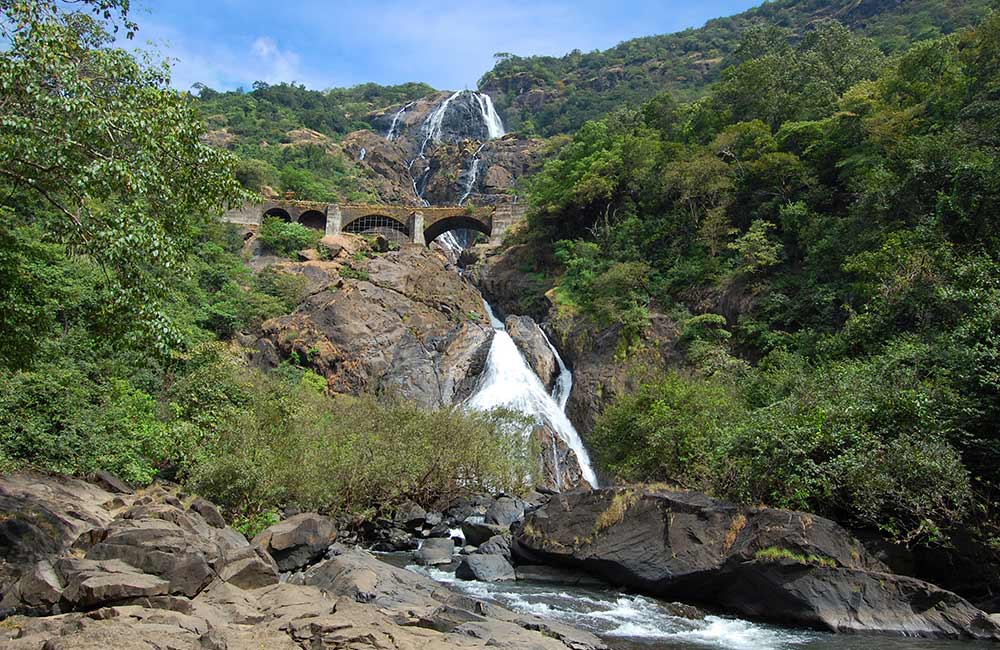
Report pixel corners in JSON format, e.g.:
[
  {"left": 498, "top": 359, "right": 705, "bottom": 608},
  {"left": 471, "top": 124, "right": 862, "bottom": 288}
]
[
  {"left": 517, "top": 14, "right": 1000, "bottom": 559},
  {"left": 481, "top": 0, "right": 993, "bottom": 135}
]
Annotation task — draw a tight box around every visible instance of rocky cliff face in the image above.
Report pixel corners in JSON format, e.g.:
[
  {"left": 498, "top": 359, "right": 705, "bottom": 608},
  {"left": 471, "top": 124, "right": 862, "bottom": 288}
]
[
  {"left": 338, "top": 90, "right": 545, "bottom": 209},
  {"left": 252, "top": 236, "right": 493, "bottom": 408}
]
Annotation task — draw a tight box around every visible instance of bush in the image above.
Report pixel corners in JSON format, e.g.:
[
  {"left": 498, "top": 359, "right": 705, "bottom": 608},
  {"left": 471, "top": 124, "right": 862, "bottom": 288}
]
[
  {"left": 181, "top": 357, "right": 537, "bottom": 518},
  {"left": 258, "top": 217, "right": 321, "bottom": 257}
]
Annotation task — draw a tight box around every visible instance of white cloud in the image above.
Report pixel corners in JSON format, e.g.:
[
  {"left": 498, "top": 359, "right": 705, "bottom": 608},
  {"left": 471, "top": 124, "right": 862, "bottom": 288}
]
[{"left": 249, "top": 36, "right": 302, "bottom": 84}]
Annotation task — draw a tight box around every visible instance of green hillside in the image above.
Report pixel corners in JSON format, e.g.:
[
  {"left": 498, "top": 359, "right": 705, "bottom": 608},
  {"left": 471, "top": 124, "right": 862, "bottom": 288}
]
[{"left": 481, "top": 0, "right": 991, "bottom": 135}]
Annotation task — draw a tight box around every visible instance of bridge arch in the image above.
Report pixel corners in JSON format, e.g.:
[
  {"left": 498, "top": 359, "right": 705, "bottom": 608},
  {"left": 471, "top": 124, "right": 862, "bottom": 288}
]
[
  {"left": 343, "top": 214, "right": 411, "bottom": 244},
  {"left": 263, "top": 207, "right": 291, "bottom": 222},
  {"left": 299, "top": 209, "right": 327, "bottom": 231},
  {"left": 423, "top": 214, "right": 491, "bottom": 245}
]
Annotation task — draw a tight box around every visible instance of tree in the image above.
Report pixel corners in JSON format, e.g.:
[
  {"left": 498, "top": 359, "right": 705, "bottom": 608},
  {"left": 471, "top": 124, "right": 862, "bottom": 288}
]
[{"left": 0, "top": 0, "right": 248, "bottom": 356}]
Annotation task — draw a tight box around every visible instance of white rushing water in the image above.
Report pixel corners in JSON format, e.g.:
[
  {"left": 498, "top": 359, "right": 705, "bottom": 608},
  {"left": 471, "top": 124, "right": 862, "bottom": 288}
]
[
  {"left": 385, "top": 101, "right": 414, "bottom": 142},
  {"left": 467, "top": 302, "right": 598, "bottom": 487},
  {"left": 357, "top": 147, "right": 366, "bottom": 161},
  {"left": 410, "top": 565, "right": 817, "bottom": 650}
]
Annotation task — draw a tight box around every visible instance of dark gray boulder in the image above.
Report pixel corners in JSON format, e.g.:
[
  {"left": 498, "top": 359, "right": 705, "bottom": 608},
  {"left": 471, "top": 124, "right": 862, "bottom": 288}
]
[
  {"left": 253, "top": 513, "right": 337, "bottom": 572},
  {"left": 475, "top": 535, "right": 511, "bottom": 561},
  {"left": 485, "top": 497, "right": 524, "bottom": 527},
  {"left": 414, "top": 538, "right": 454, "bottom": 566},
  {"left": 515, "top": 487, "right": 1000, "bottom": 640},
  {"left": 461, "top": 520, "right": 506, "bottom": 547},
  {"left": 456, "top": 554, "right": 516, "bottom": 582}
]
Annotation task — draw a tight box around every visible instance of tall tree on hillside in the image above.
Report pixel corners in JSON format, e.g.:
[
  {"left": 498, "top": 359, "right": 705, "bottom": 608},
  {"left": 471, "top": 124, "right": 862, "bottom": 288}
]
[{"left": 0, "top": 0, "right": 248, "bottom": 365}]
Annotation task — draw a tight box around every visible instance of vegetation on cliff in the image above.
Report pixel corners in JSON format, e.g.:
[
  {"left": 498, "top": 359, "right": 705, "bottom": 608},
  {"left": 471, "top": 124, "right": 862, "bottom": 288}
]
[
  {"left": 523, "top": 12, "right": 1000, "bottom": 553},
  {"left": 481, "top": 0, "right": 992, "bottom": 136}
]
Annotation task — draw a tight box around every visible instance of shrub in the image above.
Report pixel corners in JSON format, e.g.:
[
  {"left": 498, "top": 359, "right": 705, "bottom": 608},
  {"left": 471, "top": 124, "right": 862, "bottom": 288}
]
[
  {"left": 258, "top": 217, "right": 321, "bottom": 257},
  {"left": 182, "top": 359, "right": 536, "bottom": 518}
]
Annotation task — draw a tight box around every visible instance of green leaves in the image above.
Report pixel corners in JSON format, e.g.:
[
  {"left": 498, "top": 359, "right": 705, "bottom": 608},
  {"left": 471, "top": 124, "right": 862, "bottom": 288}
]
[{"left": 1, "top": 1, "right": 249, "bottom": 354}]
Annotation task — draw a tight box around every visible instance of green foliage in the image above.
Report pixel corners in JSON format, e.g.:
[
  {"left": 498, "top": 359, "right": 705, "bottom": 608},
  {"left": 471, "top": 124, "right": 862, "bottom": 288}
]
[
  {"left": 538, "top": 12, "right": 1000, "bottom": 550},
  {"left": 755, "top": 546, "right": 837, "bottom": 568},
  {"left": 258, "top": 217, "right": 321, "bottom": 257},
  {"left": 482, "top": 0, "right": 990, "bottom": 137},
  {"left": 183, "top": 358, "right": 536, "bottom": 518},
  {"left": 0, "top": 0, "right": 249, "bottom": 354}
]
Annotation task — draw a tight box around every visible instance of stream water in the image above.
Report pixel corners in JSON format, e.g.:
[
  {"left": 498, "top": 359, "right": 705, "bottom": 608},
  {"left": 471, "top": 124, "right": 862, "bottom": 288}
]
[{"left": 397, "top": 561, "right": 992, "bottom": 650}]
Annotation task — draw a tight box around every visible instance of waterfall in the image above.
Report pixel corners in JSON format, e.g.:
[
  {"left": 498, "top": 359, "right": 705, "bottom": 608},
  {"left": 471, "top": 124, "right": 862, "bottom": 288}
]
[
  {"left": 418, "top": 90, "right": 462, "bottom": 157},
  {"left": 473, "top": 92, "right": 506, "bottom": 139},
  {"left": 458, "top": 142, "right": 487, "bottom": 206},
  {"left": 468, "top": 302, "right": 598, "bottom": 487},
  {"left": 386, "top": 101, "right": 414, "bottom": 142},
  {"left": 358, "top": 147, "right": 367, "bottom": 161}
]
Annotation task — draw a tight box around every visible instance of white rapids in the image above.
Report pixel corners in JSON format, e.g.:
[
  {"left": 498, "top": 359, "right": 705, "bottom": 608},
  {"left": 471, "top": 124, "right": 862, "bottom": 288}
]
[
  {"left": 467, "top": 302, "right": 598, "bottom": 487},
  {"left": 409, "top": 565, "right": 818, "bottom": 650}
]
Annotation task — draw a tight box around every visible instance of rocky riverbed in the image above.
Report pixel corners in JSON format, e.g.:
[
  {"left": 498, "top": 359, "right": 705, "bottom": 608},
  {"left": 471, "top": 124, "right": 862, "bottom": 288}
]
[{"left": 4, "top": 472, "right": 998, "bottom": 649}]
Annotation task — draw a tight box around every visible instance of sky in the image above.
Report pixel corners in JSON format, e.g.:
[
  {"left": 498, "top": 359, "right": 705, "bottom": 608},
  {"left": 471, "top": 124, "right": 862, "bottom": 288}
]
[{"left": 127, "top": 0, "right": 762, "bottom": 92}]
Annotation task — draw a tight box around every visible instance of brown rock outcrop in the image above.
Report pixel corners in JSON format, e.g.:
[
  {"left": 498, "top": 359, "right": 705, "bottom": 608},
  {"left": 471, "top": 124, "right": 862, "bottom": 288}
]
[{"left": 254, "top": 245, "right": 494, "bottom": 408}]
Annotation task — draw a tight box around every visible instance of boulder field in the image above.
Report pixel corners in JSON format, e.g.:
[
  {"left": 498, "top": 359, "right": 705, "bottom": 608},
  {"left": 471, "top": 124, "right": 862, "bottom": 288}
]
[
  {"left": 0, "top": 472, "right": 605, "bottom": 650},
  {"left": 513, "top": 486, "right": 1000, "bottom": 640}
]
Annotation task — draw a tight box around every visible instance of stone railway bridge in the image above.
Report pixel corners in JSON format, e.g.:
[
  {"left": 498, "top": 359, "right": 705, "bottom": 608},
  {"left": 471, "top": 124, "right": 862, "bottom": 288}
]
[{"left": 222, "top": 200, "right": 526, "bottom": 245}]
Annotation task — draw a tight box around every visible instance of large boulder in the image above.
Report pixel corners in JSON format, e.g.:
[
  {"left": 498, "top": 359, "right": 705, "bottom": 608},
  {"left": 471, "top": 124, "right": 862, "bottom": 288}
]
[
  {"left": 485, "top": 496, "right": 524, "bottom": 527},
  {"left": 414, "top": 538, "right": 454, "bottom": 566},
  {"left": 475, "top": 535, "right": 511, "bottom": 561},
  {"left": 253, "top": 513, "right": 337, "bottom": 572},
  {"left": 85, "top": 502, "right": 243, "bottom": 597},
  {"left": 461, "top": 520, "right": 506, "bottom": 547},
  {"left": 0, "top": 472, "right": 119, "bottom": 597},
  {"left": 456, "top": 554, "right": 516, "bottom": 582},
  {"left": 515, "top": 487, "right": 1000, "bottom": 640},
  {"left": 505, "top": 315, "right": 558, "bottom": 390}
]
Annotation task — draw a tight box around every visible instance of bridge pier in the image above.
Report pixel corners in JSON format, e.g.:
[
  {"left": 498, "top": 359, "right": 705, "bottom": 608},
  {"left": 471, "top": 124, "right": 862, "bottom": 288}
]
[
  {"left": 409, "top": 211, "right": 425, "bottom": 245},
  {"left": 327, "top": 205, "right": 342, "bottom": 237}
]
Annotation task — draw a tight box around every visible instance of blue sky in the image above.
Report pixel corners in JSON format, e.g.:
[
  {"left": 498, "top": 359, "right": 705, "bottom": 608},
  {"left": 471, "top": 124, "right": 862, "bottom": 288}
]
[{"left": 128, "top": 0, "right": 761, "bottom": 92}]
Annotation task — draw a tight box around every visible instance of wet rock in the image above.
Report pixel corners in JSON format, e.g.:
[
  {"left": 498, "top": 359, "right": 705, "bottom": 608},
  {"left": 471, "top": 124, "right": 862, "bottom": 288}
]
[
  {"left": 456, "top": 554, "right": 516, "bottom": 582},
  {"left": 514, "top": 565, "right": 607, "bottom": 587},
  {"left": 533, "top": 426, "right": 590, "bottom": 493},
  {"left": 475, "top": 535, "right": 511, "bottom": 561},
  {"left": 252, "top": 513, "right": 337, "bottom": 572},
  {"left": 516, "top": 487, "right": 1000, "bottom": 640},
  {"left": 485, "top": 496, "right": 524, "bottom": 527},
  {"left": 414, "top": 538, "right": 454, "bottom": 566},
  {"left": 461, "top": 520, "right": 506, "bottom": 547},
  {"left": 505, "top": 315, "right": 558, "bottom": 390}
]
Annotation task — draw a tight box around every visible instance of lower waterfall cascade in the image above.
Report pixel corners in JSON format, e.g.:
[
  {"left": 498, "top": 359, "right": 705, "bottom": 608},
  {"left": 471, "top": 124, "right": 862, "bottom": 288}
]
[{"left": 467, "top": 301, "right": 598, "bottom": 488}]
